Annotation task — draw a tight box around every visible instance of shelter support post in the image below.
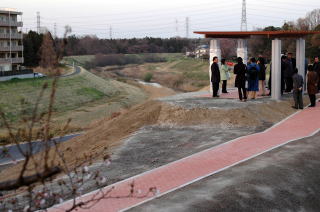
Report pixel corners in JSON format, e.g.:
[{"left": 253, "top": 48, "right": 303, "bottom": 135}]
[
  {"left": 237, "top": 39, "right": 248, "bottom": 64},
  {"left": 209, "top": 39, "right": 221, "bottom": 94},
  {"left": 271, "top": 38, "right": 281, "bottom": 100},
  {"left": 296, "top": 38, "right": 306, "bottom": 87}
]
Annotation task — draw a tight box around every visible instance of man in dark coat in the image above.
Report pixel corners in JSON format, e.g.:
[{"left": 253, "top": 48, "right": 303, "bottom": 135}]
[
  {"left": 211, "top": 56, "right": 221, "bottom": 97},
  {"left": 287, "top": 53, "right": 296, "bottom": 69},
  {"left": 292, "top": 68, "right": 304, "bottom": 109},
  {"left": 313, "top": 56, "right": 320, "bottom": 91},
  {"left": 284, "top": 56, "right": 294, "bottom": 92},
  {"left": 281, "top": 56, "right": 287, "bottom": 95}
]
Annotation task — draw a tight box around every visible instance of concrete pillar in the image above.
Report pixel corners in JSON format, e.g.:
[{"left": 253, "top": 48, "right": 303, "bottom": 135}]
[
  {"left": 296, "top": 38, "right": 306, "bottom": 84},
  {"left": 209, "top": 39, "right": 221, "bottom": 93},
  {"left": 237, "top": 39, "right": 248, "bottom": 64},
  {"left": 271, "top": 38, "right": 282, "bottom": 100}
]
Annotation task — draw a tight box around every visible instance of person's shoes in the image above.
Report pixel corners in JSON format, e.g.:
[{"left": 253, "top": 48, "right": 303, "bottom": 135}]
[
  {"left": 299, "top": 107, "right": 304, "bottom": 110},
  {"left": 308, "top": 105, "right": 315, "bottom": 107},
  {"left": 292, "top": 106, "right": 298, "bottom": 109},
  {"left": 222, "top": 91, "right": 229, "bottom": 93},
  {"left": 243, "top": 99, "right": 247, "bottom": 102}
]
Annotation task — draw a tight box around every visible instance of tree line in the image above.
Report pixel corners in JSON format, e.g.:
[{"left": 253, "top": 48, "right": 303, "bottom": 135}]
[{"left": 22, "top": 9, "right": 320, "bottom": 67}]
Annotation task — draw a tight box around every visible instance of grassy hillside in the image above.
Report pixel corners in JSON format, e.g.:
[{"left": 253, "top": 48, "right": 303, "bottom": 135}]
[{"left": 0, "top": 67, "right": 147, "bottom": 140}]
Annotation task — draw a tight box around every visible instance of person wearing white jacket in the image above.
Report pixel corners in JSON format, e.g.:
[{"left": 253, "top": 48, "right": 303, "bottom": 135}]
[{"left": 220, "top": 59, "right": 230, "bottom": 93}]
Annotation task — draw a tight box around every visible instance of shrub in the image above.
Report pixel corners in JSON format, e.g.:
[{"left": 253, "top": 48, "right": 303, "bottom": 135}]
[{"left": 144, "top": 72, "right": 153, "bottom": 82}]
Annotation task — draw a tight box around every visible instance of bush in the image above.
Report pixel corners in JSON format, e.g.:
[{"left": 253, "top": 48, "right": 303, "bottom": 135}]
[{"left": 144, "top": 72, "right": 153, "bottom": 82}]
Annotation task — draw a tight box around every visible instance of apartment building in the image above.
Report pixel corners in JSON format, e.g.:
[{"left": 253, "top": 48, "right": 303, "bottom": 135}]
[{"left": 0, "top": 8, "right": 24, "bottom": 72}]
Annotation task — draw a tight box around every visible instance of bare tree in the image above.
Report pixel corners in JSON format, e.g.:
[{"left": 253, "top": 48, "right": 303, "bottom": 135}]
[
  {"left": 39, "top": 32, "right": 58, "bottom": 69},
  {"left": 305, "top": 9, "right": 320, "bottom": 30}
]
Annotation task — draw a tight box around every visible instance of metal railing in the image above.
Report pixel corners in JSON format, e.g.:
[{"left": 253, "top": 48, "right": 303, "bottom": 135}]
[
  {"left": 0, "top": 69, "right": 33, "bottom": 77},
  {"left": 0, "top": 46, "right": 23, "bottom": 51},
  {"left": 0, "top": 57, "right": 24, "bottom": 64},
  {"left": 0, "top": 33, "right": 23, "bottom": 39},
  {"left": 0, "top": 20, "right": 23, "bottom": 27}
]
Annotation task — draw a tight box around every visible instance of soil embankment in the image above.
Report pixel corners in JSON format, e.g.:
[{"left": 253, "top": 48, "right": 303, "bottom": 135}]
[{"left": 0, "top": 88, "right": 297, "bottom": 183}]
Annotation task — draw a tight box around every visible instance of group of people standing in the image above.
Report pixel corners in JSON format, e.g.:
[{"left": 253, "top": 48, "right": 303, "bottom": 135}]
[
  {"left": 211, "top": 56, "right": 267, "bottom": 101},
  {"left": 210, "top": 55, "right": 320, "bottom": 108}
]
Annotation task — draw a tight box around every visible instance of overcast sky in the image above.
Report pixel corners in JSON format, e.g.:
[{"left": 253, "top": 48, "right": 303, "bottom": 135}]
[{"left": 1, "top": 0, "right": 319, "bottom": 38}]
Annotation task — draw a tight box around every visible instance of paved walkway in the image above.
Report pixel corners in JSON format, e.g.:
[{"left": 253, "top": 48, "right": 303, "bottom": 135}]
[
  {"left": 50, "top": 103, "right": 320, "bottom": 212},
  {"left": 198, "top": 88, "right": 269, "bottom": 99}
]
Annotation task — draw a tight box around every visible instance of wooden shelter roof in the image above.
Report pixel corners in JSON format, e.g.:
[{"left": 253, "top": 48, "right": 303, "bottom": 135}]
[{"left": 194, "top": 31, "right": 320, "bottom": 38}]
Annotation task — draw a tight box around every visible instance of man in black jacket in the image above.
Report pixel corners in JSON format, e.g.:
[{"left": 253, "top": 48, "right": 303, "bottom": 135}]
[
  {"left": 284, "top": 57, "right": 293, "bottom": 92},
  {"left": 211, "top": 56, "right": 221, "bottom": 97},
  {"left": 287, "top": 53, "right": 296, "bottom": 69}
]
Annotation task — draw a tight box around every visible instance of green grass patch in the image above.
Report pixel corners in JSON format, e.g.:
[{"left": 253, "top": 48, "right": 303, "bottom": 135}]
[
  {"left": 0, "top": 75, "right": 112, "bottom": 124},
  {"left": 171, "top": 58, "right": 208, "bottom": 72},
  {"left": 76, "top": 87, "right": 105, "bottom": 100},
  {"left": 183, "top": 71, "right": 209, "bottom": 81}
]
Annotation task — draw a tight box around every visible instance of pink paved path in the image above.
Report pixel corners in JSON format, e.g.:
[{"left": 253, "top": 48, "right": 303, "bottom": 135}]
[{"left": 50, "top": 104, "right": 320, "bottom": 212}]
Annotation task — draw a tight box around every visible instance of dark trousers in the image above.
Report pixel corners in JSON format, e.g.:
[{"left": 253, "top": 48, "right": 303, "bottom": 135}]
[
  {"left": 285, "top": 77, "right": 293, "bottom": 92},
  {"left": 222, "top": 80, "right": 227, "bottom": 93},
  {"left": 309, "top": 94, "right": 316, "bottom": 106},
  {"left": 293, "top": 90, "right": 303, "bottom": 109},
  {"left": 238, "top": 86, "right": 247, "bottom": 100},
  {"left": 212, "top": 82, "right": 219, "bottom": 97}
]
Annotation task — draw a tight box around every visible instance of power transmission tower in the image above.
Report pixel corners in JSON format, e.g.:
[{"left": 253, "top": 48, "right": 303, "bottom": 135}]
[
  {"left": 186, "top": 17, "right": 189, "bottom": 38},
  {"left": 109, "top": 26, "right": 112, "bottom": 39},
  {"left": 54, "top": 23, "right": 57, "bottom": 38},
  {"left": 241, "top": 0, "right": 247, "bottom": 31},
  {"left": 175, "top": 19, "right": 179, "bottom": 37},
  {"left": 37, "top": 11, "right": 40, "bottom": 34}
]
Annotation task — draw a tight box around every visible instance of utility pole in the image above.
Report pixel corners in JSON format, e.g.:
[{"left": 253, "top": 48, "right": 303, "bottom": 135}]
[
  {"left": 241, "top": 0, "right": 247, "bottom": 31},
  {"left": 37, "top": 11, "right": 40, "bottom": 34},
  {"left": 186, "top": 17, "right": 189, "bottom": 38}
]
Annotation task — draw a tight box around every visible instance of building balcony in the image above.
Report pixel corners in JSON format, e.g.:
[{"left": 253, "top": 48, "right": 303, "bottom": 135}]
[
  {"left": 0, "top": 46, "right": 24, "bottom": 52},
  {"left": 0, "top": 57, "right": 24, "bottom": 64},
  {"left": 0, "top": 20, "right": 23, "bottom": 27},
  {"left": 0, "top": 33, "right": 23, "bottom": 39}
]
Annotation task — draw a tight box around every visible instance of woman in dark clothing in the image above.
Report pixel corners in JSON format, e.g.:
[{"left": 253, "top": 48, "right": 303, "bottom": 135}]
[
  {"left": 307, "top": 65, "right": 319, "bottom": 107},
  {"left": 234, "top": 57, "right": 247, "bottom": 101},
  {"left": 258, "top": 57, "right": 266, "bottom": 96}
]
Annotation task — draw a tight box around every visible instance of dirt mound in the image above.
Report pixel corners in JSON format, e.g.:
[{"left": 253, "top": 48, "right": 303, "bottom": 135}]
[{"left": 0, "top": 97, "right": 296, "bottom": 182}]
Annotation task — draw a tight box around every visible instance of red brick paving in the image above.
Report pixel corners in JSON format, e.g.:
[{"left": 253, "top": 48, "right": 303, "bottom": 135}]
[{"left": 50, "top": 103, "right": 320, "bottom": 212}]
